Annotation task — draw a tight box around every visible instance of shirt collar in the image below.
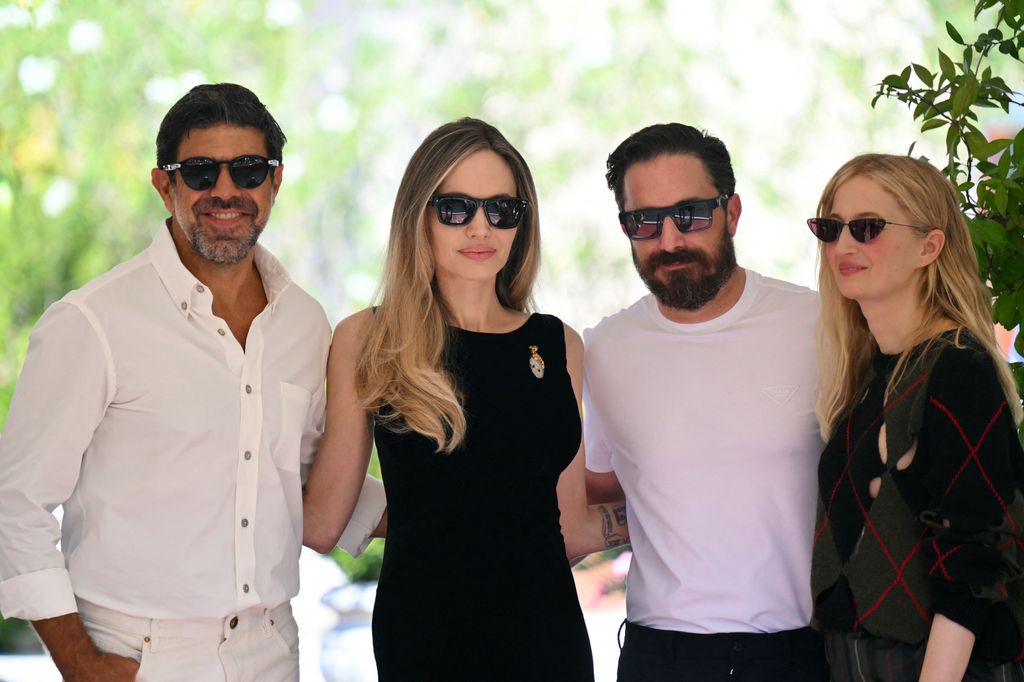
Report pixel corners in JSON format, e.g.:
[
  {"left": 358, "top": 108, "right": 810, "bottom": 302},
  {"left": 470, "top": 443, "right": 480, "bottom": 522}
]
[{"left": 148, "top": 220, "right": 293, "bottom": 317}]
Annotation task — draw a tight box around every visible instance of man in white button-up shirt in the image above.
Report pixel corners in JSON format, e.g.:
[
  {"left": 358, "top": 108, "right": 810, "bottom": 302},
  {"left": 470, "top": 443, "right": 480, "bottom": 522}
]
[{"left": 0, "top": 83, "right": 384, "bottom": 682}]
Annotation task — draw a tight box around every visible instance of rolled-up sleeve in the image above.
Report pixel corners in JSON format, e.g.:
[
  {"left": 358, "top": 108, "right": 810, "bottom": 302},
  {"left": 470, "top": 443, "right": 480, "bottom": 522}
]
[
  {"left": 920, "top": 348, "right": 1024, "bottom": 636},
  {"left": 336, "top": 474, "right": 387, "bottom": 557},
  {"left": 0, "top": 301, "right": 113, "bottom": 620}
]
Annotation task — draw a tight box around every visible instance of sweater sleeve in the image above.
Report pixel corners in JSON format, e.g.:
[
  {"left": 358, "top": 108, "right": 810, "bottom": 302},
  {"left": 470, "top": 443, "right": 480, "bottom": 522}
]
[{"left": 919, "top": 345, "right": 1024, "bottom": 637}]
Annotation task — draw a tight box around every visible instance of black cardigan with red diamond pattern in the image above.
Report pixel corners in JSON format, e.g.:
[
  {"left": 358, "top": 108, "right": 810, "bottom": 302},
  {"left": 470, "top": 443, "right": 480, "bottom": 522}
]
[{"left": 811, "top": 332, "right": 1024, "bottom": 663}]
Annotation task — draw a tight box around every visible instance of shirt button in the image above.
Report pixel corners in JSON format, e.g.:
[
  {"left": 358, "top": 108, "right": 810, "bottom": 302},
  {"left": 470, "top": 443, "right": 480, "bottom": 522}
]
[
  {"left": 217, "top": 328, "right": 226, "bottom": 336},
  {"left": 242, "top": 584, "right": 250, "bottom": 594},
  {"left": 180, "top": 301, "right": 188, "bottom": 310},
  {"left": 244, "top": 450, "right": 252, "bottom": 461},
  {"left": 229, "top": 616, "right": 238, "bottom": 629},
  {"left": 241, "top": 518, "right": 249, "bottom": 528},
  {"left": 245, "top": 384, "right": 252, "bottom": 394},
  {"left": 196, "top": 284, "right": 205, "bottom": 293}
]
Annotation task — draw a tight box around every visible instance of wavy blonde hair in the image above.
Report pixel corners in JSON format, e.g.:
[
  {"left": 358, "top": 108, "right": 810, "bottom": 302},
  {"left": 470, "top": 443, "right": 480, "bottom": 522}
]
[
  {"left": 356, "top": 118, "right": 540, "bottom": 453},
  {"left": 815, "top": 153, "right": 1022, "bottom": 438}
]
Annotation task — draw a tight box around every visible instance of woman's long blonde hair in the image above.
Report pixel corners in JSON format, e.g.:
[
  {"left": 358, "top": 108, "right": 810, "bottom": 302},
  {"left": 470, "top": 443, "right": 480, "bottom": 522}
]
[
  {"left": 815, "top": 153, "right": 1022, "bottom": 438},
  {"left": 356, "top": 118, "right": 540, "bottom": 452}
]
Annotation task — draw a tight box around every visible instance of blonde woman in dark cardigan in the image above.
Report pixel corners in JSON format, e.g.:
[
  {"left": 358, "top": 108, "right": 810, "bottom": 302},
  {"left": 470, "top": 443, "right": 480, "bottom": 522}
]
[{"left": 808, "top": 153, "right": 1024, "bottom": 681}]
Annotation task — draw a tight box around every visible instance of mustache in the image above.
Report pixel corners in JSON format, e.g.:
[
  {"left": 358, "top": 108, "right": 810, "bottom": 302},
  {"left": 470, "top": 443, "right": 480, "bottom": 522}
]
[
  {"left": 646, "top": 248, "right": 710, "bottom": 269},
  {"left": 193, "top": 196, "right": 257, "bottom": 214}
]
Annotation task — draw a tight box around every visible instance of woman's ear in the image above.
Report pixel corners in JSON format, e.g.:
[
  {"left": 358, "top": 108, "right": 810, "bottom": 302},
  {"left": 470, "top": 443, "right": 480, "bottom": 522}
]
[{"left": 918, "top": 229, "right": 945, "bottom": 267}]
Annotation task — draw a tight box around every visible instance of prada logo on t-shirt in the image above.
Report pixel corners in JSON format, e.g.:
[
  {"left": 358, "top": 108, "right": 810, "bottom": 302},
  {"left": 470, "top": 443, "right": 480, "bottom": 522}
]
[{"left": 761, "top": 385, "right": 799, "bottom": 405}]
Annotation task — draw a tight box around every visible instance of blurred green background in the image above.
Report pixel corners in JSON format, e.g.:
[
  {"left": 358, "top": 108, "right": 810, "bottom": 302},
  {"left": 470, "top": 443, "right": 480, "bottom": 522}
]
[{"left": 2, "top": 0, "right": 1021, "bottom": 655}]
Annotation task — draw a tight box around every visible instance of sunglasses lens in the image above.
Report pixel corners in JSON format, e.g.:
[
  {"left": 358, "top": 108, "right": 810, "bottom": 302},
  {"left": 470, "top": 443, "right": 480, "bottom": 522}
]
[
  {"left": 682, "top": 203, "right": 716, "bottom": 232},
  {"left": 621, "top": 212, "right": 659, "bottom": 240},
  {"left": 179, "top": 162, "right": 218, "bottom": 191},
  {"left": 807, "top": 218, "right": 841, "bottom": 242},
  {"left": 229, "top": 157, "right": 270, "bottom": 189},
  {"left": 435, "top": 197, "right": 474, "bottom": 225},
  {"left": 850, "top": 218, "right": 886, "bottom": 243},
  {"left": 485, "top": 199, "right": 525, "bottom": 228}
]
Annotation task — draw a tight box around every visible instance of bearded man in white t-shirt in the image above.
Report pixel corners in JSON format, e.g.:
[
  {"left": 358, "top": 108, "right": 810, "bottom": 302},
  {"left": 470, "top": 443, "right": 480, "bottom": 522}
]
[{"left": 584, "top": 123, "right": 829, "bottom": 681}]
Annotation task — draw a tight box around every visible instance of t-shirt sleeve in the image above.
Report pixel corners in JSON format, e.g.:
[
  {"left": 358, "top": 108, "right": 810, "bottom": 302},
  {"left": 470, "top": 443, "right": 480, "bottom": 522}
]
[
  {"left": 582, "top": 340, "right": 614, "bottom": 474},
  {"left": 919, "top": 345, "right": 1024, "bottom": 636}
]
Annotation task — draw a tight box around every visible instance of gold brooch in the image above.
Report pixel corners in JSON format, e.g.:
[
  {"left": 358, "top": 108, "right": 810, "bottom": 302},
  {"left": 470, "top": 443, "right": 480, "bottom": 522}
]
[{"left": 528, "top": 345, "right": 545, "bottom": 379}]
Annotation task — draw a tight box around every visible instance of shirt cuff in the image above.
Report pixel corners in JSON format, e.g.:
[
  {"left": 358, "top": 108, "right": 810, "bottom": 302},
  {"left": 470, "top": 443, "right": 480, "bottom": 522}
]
[
  {"left": 0, "top": 567, "right": 77, "bottom": 620},
  {"left": 336, "top": 475, "right": 386, "bottom": 557}
]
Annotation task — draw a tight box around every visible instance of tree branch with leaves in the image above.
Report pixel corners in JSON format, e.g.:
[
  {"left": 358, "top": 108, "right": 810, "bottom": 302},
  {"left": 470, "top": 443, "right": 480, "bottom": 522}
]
[{"left": 875, "top": 0, "right": 1024, "bottom": 424}]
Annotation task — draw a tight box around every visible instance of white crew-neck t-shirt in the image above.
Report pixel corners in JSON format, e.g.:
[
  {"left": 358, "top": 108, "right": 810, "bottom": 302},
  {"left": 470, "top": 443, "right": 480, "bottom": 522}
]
[{"left": 584, "top": 270, "right": 821, "bottom": 634}]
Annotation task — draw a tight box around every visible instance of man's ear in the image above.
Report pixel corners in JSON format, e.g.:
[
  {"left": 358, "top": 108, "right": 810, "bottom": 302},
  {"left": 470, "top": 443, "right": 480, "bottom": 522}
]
[
  {"left": 725, "top": 193, "right": 742, "bottom": 237},
  {"left": 151, "top": 167, "right": 175, "bottom": 213}
]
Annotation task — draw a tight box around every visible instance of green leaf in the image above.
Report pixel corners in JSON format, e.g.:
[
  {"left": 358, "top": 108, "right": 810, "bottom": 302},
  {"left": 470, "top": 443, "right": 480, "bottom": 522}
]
[
  {"left": 1013, "top": 127, "right": 1024, "bottom": 163},
  {"left": 981, "top": 137, "right": 1013, "bottom": 160},
  {"left": 946, "top": 20, "right": 965, "bottom": 44},
  {"left": 970, "top": 217, "right": 1008, "bottom": 247},
  {"left": 946, "top": 123, "right": 959, "bottom": 151},
  {"left": 882, "top": 74, "right": 908, "bottom": 89},
  {"left": 912, "top": 63, "right": 934, "bottom": 86},
  {"left": 938, "top": 49, "right": 957, "bottom": 80},
  {"left": 951, "top": 72, "right": 979, "bottom": 117},
  {"left": 996, "top": 184, "right": 1010, "bottom": 214},
  {"left": 965, "top": 129, "right": 989, "bottom": 155},
  {"left": 992, "top": 293, "right": 1016, "bottom": 328},
  {"left": 921, "top": 118, "right": 947, "bottom": 132}
]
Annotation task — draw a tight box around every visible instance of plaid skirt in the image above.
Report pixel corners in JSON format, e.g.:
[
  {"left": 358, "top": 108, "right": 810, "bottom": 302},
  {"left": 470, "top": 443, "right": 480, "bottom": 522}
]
[{"left": 824, "top": 631, "right": 1024, "bottom": 682}]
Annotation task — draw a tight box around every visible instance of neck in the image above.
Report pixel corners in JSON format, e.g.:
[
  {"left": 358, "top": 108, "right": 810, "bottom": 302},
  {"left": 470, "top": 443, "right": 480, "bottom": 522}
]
[
  {"left": 435, "top": 277, "right": 524, "bottom": 332},
  {"left": 859, "top": 290, "right": 953, "bottom": 354},
  {"left": 657, "top": 267, "right": 747, "bottom": 324},
  {"left": 169, "top": 220, "right": 262, "bottom": 299}
]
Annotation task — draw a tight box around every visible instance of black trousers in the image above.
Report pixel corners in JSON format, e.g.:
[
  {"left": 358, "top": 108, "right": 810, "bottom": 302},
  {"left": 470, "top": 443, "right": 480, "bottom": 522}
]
[{"left": 617, "top": 621, "right": 830, "bottom": 682}]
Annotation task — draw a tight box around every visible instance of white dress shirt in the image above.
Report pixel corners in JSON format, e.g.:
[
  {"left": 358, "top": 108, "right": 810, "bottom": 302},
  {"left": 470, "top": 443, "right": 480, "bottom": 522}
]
[{"left": 0, "top": 224, "right": 382, "bottom": 621}]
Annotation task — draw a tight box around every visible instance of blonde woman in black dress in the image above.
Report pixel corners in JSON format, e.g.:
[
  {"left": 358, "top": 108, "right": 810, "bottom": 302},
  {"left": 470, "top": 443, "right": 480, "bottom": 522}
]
[{"left": 303, "top": 118, "right": 628, "bottom": 681}]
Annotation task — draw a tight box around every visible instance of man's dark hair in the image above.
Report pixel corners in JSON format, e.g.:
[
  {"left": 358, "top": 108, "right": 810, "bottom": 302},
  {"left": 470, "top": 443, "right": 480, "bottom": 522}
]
[
  {"left": 605, "top": 123, "right": 735, "bottom": 211},
  {"left": 155, "top": 83, "right": 287, "bottom": 168}
]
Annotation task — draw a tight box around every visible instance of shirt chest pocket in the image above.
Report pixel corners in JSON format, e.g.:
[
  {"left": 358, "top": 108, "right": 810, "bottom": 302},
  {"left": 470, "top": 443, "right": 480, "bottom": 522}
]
[{"left": 271, "top": 381, "right": 313, "bottom": 473}]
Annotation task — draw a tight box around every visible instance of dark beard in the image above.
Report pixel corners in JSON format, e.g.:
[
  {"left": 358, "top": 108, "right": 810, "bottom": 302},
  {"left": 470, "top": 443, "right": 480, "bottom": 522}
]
[{"left": 633, "top": 231, "right": 738, "bottom": 311}]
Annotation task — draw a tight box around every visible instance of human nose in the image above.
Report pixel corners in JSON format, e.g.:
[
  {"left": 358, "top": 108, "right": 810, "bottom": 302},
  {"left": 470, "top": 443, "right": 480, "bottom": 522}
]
[
  {"left": 656, "top": 216, "right": 687, "bottom": 250},
  {"left": 208, "top": 163, "right": 237, "bottom": 199},
  {"left": 465, "top": 205, "right": 491, "bottom": 238},
  {"left": 830, "top": 223, "right": 859, "bottom": 253}
]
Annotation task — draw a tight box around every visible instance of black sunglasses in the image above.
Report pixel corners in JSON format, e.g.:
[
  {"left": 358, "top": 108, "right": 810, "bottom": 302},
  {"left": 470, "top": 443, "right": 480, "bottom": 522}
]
[
  {"left": 428, "top": 195, "right": 528, "bottom": 229},
  {"left": 619, "top": 194, "right": 730, "bottom": 240},
  {"left": 161, "top": 155, "right": 280, "bottom": 191},
  {"left": 806, "top": 217, "right": 928, "bottom": 244}
]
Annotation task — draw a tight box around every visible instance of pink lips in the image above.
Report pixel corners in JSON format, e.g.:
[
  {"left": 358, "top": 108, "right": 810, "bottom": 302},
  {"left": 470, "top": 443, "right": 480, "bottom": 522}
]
[
  {"left": 836, "top": 261, "right": 866, "bottom": 276},
  {"left": 459, "top": 248, "right": 496, "bottom": 261}
]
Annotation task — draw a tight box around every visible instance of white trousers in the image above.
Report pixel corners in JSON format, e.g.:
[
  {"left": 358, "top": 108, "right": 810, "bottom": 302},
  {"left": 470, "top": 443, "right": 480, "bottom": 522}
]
[{"left": 77, "top": 598, "right": 300, "bottom": 682}]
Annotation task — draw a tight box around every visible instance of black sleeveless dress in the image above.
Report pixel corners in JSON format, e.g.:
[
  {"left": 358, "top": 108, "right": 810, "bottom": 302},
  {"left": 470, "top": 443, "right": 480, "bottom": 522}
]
[{"left": 371, "top": 313, "right": 594, "bottom": 681}]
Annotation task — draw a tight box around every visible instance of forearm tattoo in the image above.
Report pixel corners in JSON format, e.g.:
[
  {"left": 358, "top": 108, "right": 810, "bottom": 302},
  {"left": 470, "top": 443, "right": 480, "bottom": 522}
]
[{"left": 599, "top": 503, "right": 629, "bottom": 549}]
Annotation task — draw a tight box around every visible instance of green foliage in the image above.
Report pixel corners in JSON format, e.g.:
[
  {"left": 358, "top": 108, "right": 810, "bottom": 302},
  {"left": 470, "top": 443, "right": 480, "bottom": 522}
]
[
  {"left": 874, "top": 0, "right": 1024, "bottom": 435},
  {"left": 330, "top": 539, "right": 385, "bottom": 583},
  {"left": 0, "top": 614, "right": 42, "bottom": 653}
]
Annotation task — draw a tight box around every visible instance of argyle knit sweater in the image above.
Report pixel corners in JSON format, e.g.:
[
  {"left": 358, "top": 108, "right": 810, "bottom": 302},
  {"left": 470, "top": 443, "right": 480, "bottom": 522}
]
[{"left": 811, "top": 332, "right": 1024, "bottom": 662}]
